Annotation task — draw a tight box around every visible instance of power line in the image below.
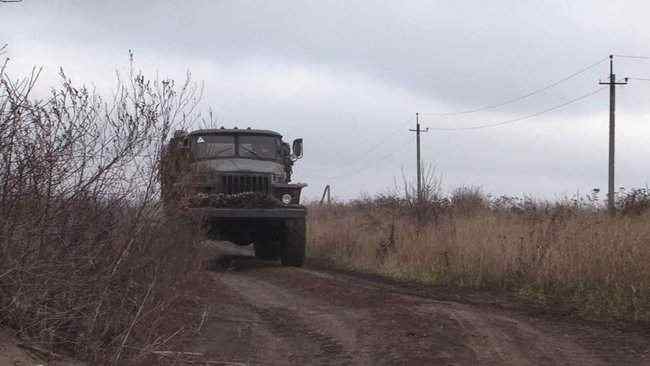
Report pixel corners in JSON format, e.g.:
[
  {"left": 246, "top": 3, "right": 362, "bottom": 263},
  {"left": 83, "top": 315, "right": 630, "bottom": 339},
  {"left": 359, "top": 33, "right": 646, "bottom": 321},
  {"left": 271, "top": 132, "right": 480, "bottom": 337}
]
[
  {"left": 322, "top": 143, "right": 411, "bottom": 181},
  {"left": 301, "top": 115, "right": 416, "bottom": 181},
  {"left": 304, "top": 56, "right": 619, "bottom": 184},
  {"left": 420, "top": 57, "right": 608, "bottom": 116},
  {"left": 423, "top": 87, "right": 606, "bottom": 131},
  {"left": 628, "top": 77, "right": 650, "bottom": 81},
  {"left": 349, "top": 116, "right": 412, "bottom": 157},
  {"left": 302, "top": 134, "right": 412, "bottom": 181},
  {"left": 304, "top": 58, "right": 612, "bottom": 170},
  {"left": 327, "top": 116, "right": 412, "bottom": 169},
  {"left": 613, "top": 54, "right": 650, "bottom": 60},
  {"left": 306, "top": 136, "right": 411, "bottom": 172}
]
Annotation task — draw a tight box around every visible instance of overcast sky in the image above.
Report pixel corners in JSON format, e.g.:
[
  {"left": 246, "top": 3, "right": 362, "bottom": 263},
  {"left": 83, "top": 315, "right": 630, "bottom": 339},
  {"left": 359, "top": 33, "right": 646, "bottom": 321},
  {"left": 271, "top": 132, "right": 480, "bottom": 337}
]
[{"left": 2, "top": 1, "right": 650, "bottom": 200}]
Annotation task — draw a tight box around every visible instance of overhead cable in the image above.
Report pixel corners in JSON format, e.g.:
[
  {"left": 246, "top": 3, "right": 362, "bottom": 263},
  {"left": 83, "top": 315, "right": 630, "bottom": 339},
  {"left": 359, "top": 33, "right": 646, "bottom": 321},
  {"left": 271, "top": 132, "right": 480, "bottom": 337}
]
[
  {"left": 424, "top": 87, "right": 607, "bottom": 131},
  {"left": 613, "top": 54, "right": 650, "bottom": 60},
  {"left": 420, "top": 57, "right": 609, "bottom": 116}
]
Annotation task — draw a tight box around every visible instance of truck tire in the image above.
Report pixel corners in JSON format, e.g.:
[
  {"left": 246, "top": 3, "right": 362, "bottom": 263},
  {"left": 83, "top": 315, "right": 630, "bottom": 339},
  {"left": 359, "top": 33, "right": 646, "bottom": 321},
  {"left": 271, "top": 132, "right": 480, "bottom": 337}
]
[
  {"left": 280, "top": 218, "right": 306, "bottom": 267},
  {"left": 254, "top": 241, "right": 278, "bottom": 260}
]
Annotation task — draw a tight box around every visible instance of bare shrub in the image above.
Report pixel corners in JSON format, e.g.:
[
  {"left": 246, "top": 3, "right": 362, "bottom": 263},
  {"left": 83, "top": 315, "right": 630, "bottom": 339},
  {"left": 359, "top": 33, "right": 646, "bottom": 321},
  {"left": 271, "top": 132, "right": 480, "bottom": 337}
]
[
  {"left": 451, "top": 186, "right": 488, "bottom": 216},
  {"left": 0, "top": 58, "right": 206, "bottom": 363},
  {"left": 617, "top": 187, "right": 650, "bottom": 216},
  {"left": 387, "top": 165, "right": 450, "bottom": 224}
]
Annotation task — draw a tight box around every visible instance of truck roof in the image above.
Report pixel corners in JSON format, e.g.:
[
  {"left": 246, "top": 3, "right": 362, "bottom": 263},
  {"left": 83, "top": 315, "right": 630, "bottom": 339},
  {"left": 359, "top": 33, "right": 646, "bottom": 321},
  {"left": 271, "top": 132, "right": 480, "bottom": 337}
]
[{"left": 188, "top": 128, "right": 282, "bottom": 137}]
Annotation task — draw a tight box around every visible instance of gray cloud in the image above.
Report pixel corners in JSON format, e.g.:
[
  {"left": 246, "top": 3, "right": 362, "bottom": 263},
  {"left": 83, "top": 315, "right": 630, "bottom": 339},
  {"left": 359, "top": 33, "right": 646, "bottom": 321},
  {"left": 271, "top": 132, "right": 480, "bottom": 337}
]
[{"left": 2, "top": 0, "right": 650, "bottom": 199}]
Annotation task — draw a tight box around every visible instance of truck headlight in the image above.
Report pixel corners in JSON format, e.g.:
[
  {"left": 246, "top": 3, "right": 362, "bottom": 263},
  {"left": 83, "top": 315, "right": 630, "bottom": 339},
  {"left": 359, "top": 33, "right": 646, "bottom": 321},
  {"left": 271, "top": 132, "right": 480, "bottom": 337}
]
[{"left": 281, "top": 194, "right": 292, "bottom": 205}]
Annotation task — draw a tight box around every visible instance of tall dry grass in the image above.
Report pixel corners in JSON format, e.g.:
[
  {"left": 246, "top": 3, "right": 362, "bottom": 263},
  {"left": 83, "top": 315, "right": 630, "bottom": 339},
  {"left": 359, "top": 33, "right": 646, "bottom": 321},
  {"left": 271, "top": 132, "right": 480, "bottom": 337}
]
[
  {"left": 308, "top": 190, "right": 650, "bottom": 322},
  {"left": 0, "top": 55, "right": 208, "bottom": 364}
]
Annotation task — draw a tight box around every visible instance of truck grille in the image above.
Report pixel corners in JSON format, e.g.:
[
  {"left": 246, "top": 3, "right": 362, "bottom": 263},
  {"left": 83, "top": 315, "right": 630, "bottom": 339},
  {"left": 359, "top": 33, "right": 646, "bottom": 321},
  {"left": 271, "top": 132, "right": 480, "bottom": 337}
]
[{"left": 221, "top": 174, "right": 271, "bottom": 195}]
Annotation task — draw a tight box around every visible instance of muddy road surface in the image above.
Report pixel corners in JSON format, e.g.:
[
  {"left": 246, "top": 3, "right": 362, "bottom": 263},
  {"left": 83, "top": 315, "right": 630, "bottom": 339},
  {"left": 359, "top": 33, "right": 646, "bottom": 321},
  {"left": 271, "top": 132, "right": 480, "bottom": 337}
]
[{"left": 184, "top": 242, "right": 650, "bottom": 365}]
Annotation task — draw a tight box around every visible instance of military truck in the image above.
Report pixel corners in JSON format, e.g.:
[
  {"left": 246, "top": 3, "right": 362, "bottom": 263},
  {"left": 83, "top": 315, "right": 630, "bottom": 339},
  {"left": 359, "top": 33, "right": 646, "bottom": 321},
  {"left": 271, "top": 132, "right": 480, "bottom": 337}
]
[{"left": 161, "top": 127, "right": 307, "bottom": 266}]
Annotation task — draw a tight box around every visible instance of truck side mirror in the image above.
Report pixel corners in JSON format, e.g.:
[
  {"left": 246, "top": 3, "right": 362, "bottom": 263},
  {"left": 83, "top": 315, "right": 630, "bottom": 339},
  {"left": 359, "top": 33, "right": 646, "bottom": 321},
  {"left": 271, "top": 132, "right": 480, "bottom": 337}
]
[{"left": 292, "top": 138, "right": 303, "bottom": 159}]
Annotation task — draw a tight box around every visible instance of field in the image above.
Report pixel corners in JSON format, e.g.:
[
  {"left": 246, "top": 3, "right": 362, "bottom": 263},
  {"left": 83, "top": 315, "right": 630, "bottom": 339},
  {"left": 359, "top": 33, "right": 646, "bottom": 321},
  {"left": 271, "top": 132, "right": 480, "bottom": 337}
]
[{"left": 308, "top": 190, "right": 650, "bottom": 322}]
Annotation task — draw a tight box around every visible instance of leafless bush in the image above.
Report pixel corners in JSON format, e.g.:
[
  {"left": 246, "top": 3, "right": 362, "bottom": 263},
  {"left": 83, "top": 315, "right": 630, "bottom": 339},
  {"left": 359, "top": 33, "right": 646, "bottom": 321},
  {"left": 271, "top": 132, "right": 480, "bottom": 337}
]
[
  {"left": 0, "top": 58, "right": 206, "bottom": 363},
  {"left": 451, "top": 186, "right": 488, "bottom": 216},
  {"left": 385, "top": 165, "right": 450, "bottom": 223},
  {"left": 617, "top": 187, "right": 650, "bottom": 216}
]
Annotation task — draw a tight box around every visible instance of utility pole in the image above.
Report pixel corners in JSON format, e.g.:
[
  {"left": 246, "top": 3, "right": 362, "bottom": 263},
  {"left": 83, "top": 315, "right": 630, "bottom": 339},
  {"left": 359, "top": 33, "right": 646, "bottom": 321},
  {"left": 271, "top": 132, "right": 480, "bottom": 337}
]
[
  {"left": 599, "top": 55, "right": 628, "bottom": 214},
  {"left": 319, "top": 185, "right": 331, "bottom": 206},
  {"left": 409, "top": 113, "right": 428, "bottom": 202}
]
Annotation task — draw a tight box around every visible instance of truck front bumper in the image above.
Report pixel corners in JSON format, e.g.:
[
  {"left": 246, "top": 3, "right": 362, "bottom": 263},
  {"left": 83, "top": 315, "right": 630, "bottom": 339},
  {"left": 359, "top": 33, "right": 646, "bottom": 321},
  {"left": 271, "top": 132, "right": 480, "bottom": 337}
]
[{"left": 189, "top": 207, "right": 307, "bottom": 219}]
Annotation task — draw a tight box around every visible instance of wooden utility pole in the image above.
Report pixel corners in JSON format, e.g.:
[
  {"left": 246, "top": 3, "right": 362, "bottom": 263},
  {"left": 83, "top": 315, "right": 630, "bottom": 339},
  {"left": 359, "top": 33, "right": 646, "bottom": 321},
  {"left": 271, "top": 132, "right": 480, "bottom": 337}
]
[
  {"left": 320, "top": 185, "right": 331, "bottom": 206},
  {"left": 409, "top": 113, "right": 428, "bottom": 202},
  {"left": 599, "top": 55, "right": 627, "bottom": 214}
]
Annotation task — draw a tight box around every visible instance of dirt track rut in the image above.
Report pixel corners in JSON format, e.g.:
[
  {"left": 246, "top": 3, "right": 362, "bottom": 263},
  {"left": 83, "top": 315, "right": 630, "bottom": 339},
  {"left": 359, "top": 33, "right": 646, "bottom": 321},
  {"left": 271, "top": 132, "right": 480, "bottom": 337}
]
[{"left": 186, "top": 242, "right": 650, "bottom": 365}]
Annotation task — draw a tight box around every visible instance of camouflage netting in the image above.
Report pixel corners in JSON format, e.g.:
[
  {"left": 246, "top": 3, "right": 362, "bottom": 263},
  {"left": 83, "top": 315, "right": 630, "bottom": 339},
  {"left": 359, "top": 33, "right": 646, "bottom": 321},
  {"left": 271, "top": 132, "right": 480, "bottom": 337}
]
[{"left": 187, "top": 192, "right": 284, "bottom": 209}]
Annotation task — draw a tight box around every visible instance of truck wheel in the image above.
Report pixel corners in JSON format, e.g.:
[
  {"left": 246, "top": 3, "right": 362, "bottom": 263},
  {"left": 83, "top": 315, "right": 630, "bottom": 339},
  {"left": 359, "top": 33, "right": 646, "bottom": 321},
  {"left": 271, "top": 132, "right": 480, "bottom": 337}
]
[
  {"left": 280, "top": 218, "right": 305, "bottom": 267},
  {"left": 254, "top": 241, "right": 278, "bottom": 260}
]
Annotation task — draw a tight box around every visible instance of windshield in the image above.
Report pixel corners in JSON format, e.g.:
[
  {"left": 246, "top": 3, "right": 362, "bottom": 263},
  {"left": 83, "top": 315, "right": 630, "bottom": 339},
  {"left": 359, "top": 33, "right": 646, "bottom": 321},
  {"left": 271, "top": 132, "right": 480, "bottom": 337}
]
[
  {"left": 238, "top": 135, "right": 281, "bottom": 160},
  {"left": 192, "top": 135, "right": 235, "bottom": 159},
  {"left": 191, "top": 134, "right": 281, "bottom": 160}
]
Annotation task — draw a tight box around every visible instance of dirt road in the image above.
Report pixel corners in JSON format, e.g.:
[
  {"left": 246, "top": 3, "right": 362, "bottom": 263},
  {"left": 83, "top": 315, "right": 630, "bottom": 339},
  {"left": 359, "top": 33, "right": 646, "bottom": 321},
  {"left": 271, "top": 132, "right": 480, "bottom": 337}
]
[{"left": 184, "top": 242, "right": 650, "bottom": 366}]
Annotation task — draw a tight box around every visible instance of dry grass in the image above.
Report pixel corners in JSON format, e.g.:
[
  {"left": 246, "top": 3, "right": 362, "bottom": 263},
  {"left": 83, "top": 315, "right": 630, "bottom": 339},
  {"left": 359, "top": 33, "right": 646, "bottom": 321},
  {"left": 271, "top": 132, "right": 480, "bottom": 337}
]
[{"left": 308, "top": 195, "right": 650, "bottom": 322}]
